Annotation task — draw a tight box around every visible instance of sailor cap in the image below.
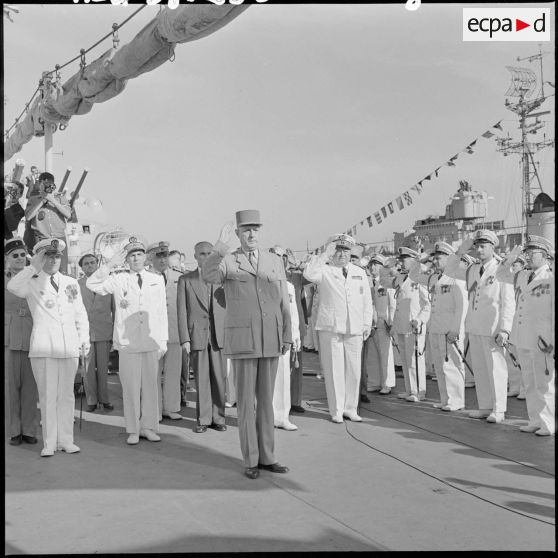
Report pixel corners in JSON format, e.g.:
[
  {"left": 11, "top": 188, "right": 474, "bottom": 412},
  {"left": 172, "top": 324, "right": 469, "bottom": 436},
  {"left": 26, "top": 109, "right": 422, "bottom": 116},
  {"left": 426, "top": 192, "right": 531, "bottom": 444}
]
[
  {"left": 330, "top": 233, "right": 355, "bottom": 249},
  {"left": 123, "top": 236, "right": 145, "bottom": 256},
  {"left": 397, "top": 246, "right": 420, "bottom": 259},
  {"left": 524, "top": 235, "right": 554, "bottom": 255},
  {"left": 146, "top": 241, "right": 170, "bottom": 255},
  {"left": 271, "top": 245, "right": 286, "bottom": 258},
  {"left": 34, "top": 237, "right": 66, "bottom": 255},
  {"left": 431, "top": 241, "right": 455, "bottom": 256},
  {"left": 4, "top": 237, "right": 26, "bottom": 255},
  {"left": 473, "top": 229, "right": 498, "bottom": 246}
]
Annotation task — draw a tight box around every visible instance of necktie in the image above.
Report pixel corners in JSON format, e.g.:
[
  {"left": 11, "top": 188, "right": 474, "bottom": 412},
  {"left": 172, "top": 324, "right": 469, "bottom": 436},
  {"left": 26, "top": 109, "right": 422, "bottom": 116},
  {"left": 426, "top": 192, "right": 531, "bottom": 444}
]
[
  {"left": 479, "top": 265, "right": 485, "bottom": 277},
  {"left": 162, "top": 271, "right": 167, "bottom": 286},
  {"left": 528, "top": 271, "right": 535, "bottom": 284},
  {"left": 342, "top": 267, "right": 348, "bottom": 279},
  {"left": 50, "top": 275, "right": 58, "bottom": 292},
  {"left": 137, "top": 273, "right": 143, "bottom": 289},
  {"left": 248, "top": 251, "right": 257, "bottom": 270}
]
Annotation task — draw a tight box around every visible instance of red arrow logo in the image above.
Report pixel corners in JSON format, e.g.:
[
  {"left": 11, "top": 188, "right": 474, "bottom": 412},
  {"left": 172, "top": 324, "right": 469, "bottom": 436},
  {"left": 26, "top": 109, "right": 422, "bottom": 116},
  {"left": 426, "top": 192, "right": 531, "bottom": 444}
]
[{"left": 516, "top": 19, "right": 530, "bottom": 31}]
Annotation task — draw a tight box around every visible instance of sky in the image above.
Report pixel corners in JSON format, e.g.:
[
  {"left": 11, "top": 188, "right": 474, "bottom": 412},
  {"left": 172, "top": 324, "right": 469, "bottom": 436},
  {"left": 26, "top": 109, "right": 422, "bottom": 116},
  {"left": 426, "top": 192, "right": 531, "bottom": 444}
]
[{"left": 3, "top": 2, "right": 555, "bottom": 260}]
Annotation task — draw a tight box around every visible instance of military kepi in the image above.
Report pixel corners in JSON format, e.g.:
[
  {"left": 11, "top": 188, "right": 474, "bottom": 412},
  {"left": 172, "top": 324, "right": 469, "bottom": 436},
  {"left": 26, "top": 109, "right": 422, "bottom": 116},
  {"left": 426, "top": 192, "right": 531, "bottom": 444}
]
[
  {"left": 524, "top": 234, "right": 553, "bottom": 255},
  {"left": 4, "top": 237, "right": 26, "bottom": 255},
  {"left": 473, "top": 229, "right": 498, "bottom": 246},
  {"left": 368, "top": 253, "right": 387, "bottom": 266},
  {"left": 147, "top": 241, "right": 170, "bottom": 256},
  {"left": 34, "top": 237, "right": 66, "bottom": 255},
  {"left": 236, "top": 210, "right": 262, "bottom": 228},
  {"left": 123, "top": 236, "right": 145, "bottom": 256}
]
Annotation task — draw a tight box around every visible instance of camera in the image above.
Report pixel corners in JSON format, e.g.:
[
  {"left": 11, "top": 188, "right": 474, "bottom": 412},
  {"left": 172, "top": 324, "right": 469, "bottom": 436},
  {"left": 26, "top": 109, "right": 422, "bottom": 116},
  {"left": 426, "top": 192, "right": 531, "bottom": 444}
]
[{"left": 43, "top": 183, "right": 56, "bottom": 194}]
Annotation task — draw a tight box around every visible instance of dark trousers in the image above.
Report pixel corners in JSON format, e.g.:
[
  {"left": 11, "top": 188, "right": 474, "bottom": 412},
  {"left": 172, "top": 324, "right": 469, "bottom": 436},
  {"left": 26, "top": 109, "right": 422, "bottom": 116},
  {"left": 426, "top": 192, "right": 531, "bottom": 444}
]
[
  {"left": 192, "top": 344, "right": 226, "bottom": 426},
  {"left": 290, "top": 349, "right": 303, "bottom": 407},
  {"left": 234, "top": 357, "right": 279, "bottom": 468}
]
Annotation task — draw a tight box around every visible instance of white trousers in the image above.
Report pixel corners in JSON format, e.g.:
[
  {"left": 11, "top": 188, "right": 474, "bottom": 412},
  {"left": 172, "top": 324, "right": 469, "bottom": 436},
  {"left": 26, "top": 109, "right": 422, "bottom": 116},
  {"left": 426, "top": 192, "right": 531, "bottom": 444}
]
[
  {"left": 31, "top": 357, "right": 78, "bottom": 451},
  {"left": 468, "top": 334, "right": 508, "bottom": 413},
  {"left": 429, "top": 333, "right": 465, "bottom": 408},
  {"left": 397, "top": 333, "right": 426, "bottom": 397},
  {"left": 318, "top": 331, "right": 363, "bottom": 417},
  {"left": 119, "top": 351, "right": 159, "bottom": 434},
  {"left": 506, "top": 349, "right": 525, "bottom": 395},
  {"left": 226, "top": 358, "right": 236, "bottom": 405},
  {"left": 158, "top": 343, "right": 182, "bottom": 415},
  {"left": 364, "top": 328, "right": 395, "bottom": 390},
  {"left": 424, "top": 333, "right": 435, "bottom": 377},
  {"left": 273, "top": 350, "right": 292, "bottom": 423},
  {"left": 517, "top": 348, "right": 555, "bottom": 433}
]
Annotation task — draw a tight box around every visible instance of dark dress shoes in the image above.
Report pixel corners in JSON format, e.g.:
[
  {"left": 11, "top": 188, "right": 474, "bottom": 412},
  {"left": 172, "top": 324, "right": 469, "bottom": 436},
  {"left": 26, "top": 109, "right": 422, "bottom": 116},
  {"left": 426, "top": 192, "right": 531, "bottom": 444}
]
[
  {"left": 244, "top": 467, "right": 260, "bottom": 479},
  {"left": 194, "top": 424, "right": 208, "bottom": 433},
  {"left": 86, "top": 404, "right": 97, "bottom": 412},
  {"left": 21, "top": 435, "right": 38, "bottom": 444},
  {"left": 290, "top": 405, "right": 305, "bottom": 413},
  {"left": 210, "top": 423, "right": 227, "bottom": 432},
  {"left": 9, "top": 435, "right": 22, "bottom": 446},
  {"left": 360, "top": 394, "right": 371, "bottom": 403},
  {"left": 102, "top": 403, "right": 114, "bottom": 411},
  {"left": 258, "top": 462, "right": 289, "bottom": 473}
]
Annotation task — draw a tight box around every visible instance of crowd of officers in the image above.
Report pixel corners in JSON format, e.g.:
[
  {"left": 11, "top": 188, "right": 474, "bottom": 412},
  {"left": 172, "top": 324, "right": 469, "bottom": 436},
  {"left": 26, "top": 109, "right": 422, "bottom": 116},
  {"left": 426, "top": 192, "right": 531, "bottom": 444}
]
[{"left": 5, "top": 207, "right": 555, "bottom": 477}]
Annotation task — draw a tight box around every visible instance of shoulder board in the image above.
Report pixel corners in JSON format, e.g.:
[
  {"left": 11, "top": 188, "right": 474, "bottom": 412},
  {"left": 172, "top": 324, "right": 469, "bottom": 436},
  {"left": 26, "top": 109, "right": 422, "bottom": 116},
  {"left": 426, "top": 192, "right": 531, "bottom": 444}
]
[{"left": 32, "top": 274, "right": 39, "bottom": 279}]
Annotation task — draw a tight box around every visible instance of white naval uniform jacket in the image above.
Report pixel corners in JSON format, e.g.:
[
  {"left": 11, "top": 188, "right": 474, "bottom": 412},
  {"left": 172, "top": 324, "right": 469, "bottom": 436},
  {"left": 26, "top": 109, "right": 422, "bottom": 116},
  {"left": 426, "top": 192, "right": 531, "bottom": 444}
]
[
  {"left": 446, "top": 256, "right": 515, "bottom": 337},
  {"left": 287, "top": 281, "right": 301, "bottom": 345},
  {"left": 379, "top": 272, "right": 430, "bottom": 335},
  {"left": 409, "top": 266, "right": 467, "bottom": 336},
  {"left": 369, "top": 275, "right": 395, "bottom": 328},
  {"left": 86, "top": 266, "right": 168, "bottom": 354},
  {"left": 496, "top": 263, "right": 554, "bottom": 351},
  {"left": 7, "top": 267, "right": 89, "bottom": 358},
  {"left": 303, "top": 258, "right": 373, "bottom": 335},
  {"left": 161, "top": 268, "right": 181, "bottom": 344}
]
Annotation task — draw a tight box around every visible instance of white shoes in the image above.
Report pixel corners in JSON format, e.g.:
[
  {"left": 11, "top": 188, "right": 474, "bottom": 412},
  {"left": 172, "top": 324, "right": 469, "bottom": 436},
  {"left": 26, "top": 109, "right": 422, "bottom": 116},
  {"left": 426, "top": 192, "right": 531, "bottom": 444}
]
[
  {"left": 140, "top": 429, "right": 161, "bottom": 442},
  {"left": 486, "top": 412, "right": 505, "bottom": 424},
  {"left": 520, "top": 425, "right": 541, "bottom": 433},
  {"left": 127, "top": 434, "right": 140, "bottom": 445},
  {"left": 406, "top": 395, "right": 419, "bottom": 403},
  {"left": 469, "top": 409, "right": 491, "bottom": 419},
  {"left": 162, "top": 411, "right": 183, "bottom": 420},
  {"left": 516, "top": 393, "right": 526, "bottom": 400},
  {"left": 379, "top": 388, "right": 391, "bottom": 395},
  {"left": 367, "top": 387, "right": 381, "bottom": 393},
  {"left": 507, "top": 391, "right": 519, "bottom": 397},
  {"left": 275, "top": 421, "right": 298, "bottom": 431},
  {"left": 331, "top": 415, "right": 343, "bottom": 423},
  {"left": 343, "top": 412, "right": 362, "bottom": 422},
  {"left": 535, "top": 428, "right": 553, "bottom": 437},
  {"left": 57, "top": 443, "right": 80, "bottom": 453},
  {"left": 40, "top": 447, "right": 55, "bottom": 457},
  {"left": 442, "top": 405, "right": 464, "bottom": 412},
  {"left": 397, "top": 392, "right": 411, "bottom": 399},
  {"left": 433, "top": 403, "right": 444, "bottom": 409}
]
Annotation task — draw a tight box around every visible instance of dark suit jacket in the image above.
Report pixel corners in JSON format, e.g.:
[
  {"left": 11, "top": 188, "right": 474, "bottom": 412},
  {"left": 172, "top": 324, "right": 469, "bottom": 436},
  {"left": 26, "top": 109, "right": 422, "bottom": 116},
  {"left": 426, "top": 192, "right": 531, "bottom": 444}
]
[
  {"left": 177, "top": 268, "right": 226, "bottom": 351},
  {"left": 202, "top": 249, "right": 292, "bottom": 359}
]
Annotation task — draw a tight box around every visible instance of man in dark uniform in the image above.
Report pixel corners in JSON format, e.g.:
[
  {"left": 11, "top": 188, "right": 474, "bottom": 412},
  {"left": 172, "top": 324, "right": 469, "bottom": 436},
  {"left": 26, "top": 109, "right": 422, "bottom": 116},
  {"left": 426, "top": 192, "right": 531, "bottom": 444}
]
[{"left": 202, "top": 210, "right": 292, "bottom": 479}]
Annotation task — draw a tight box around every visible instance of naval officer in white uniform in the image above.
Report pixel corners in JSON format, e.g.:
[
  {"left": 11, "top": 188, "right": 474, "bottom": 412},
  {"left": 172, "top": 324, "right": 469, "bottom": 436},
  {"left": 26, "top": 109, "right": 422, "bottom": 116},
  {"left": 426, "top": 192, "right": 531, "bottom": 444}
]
[
  {"left": 496, "top": 235, "right": 555, "bottom": 436},
  {"left": 303, "top": 234, "right": 373, "bottom": 423},
  {"left": 87, "top": 237, "right": 168, "bottom": 445},
  {"left": 7, "top": 238, "right": 90, "bottom": 457},
  {"left": 445, "top": 230, "right": 515, "bottom": 424},
  {"left": 409, "top": 242, "right": 467, "bottom": 411}
]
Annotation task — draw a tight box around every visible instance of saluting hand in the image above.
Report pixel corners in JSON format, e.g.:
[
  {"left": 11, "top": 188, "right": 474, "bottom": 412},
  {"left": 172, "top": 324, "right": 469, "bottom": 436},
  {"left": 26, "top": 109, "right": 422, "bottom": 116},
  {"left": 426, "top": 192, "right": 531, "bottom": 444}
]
[
  {"left": 457, "top": 237, "right": 475, "bottom": 256},
  {"left": 30, "top": 251, "right": 45, "bottom": 272},
  {"left": 107, "top": 247, "right": 126, "bottom": 269}
]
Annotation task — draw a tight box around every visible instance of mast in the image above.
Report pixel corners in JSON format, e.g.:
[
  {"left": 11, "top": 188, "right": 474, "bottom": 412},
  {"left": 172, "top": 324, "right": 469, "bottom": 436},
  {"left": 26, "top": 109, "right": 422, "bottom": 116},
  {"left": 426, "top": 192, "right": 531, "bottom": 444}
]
[{"left": 496, "top": 45, "right": 554, "bottom": 243}]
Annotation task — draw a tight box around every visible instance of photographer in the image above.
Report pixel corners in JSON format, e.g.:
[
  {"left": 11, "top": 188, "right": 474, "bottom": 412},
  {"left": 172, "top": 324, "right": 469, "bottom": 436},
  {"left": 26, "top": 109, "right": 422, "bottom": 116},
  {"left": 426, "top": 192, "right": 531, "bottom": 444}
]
[
  {"left": 4, "top": 181, "right": 25, "bottom": 240},
  {"left": 25, "top": 172, "right": 71, "bottom": 273}
]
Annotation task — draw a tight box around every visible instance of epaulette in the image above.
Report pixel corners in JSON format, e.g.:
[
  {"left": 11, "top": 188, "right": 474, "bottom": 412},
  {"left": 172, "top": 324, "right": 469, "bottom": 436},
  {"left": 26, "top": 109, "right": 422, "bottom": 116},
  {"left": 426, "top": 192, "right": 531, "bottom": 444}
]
[{"left": 32, "top": 274, "right": 39, "bottom": 279}]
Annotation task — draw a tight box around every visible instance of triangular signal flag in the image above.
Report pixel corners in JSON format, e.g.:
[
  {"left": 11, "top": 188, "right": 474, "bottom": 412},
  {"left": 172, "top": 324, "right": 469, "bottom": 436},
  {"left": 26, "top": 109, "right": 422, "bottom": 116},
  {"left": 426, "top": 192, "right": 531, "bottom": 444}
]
[{"left": 516, "top": 19, "right": 530, "bottom": 31}]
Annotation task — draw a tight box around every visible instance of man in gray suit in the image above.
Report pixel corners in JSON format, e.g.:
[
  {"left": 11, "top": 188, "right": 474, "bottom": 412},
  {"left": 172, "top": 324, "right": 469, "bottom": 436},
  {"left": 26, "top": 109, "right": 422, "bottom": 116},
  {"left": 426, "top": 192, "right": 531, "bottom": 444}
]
[
  {"left": 203, "top": 210, "right": 292, "bottom": 479},
  {"left": 177, "top": 241, "right": 227, "bottom": 433}
]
